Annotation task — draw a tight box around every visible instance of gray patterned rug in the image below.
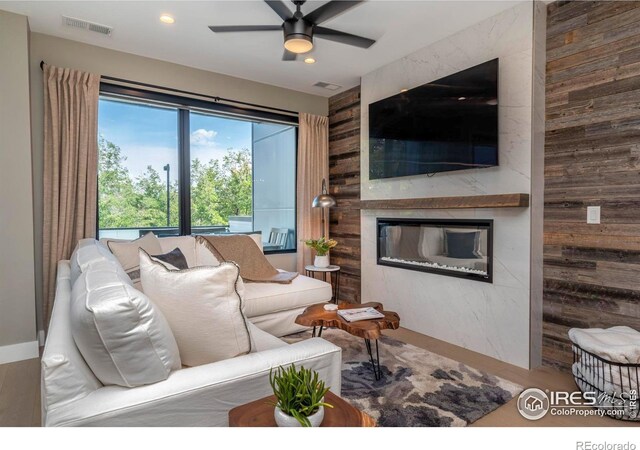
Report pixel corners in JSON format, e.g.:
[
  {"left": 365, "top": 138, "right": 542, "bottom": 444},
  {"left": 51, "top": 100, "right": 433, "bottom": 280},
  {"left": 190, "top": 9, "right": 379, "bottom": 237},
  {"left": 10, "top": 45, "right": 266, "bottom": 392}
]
[{"left": 284, "top": 329, "right": 522, "bottom": 427}]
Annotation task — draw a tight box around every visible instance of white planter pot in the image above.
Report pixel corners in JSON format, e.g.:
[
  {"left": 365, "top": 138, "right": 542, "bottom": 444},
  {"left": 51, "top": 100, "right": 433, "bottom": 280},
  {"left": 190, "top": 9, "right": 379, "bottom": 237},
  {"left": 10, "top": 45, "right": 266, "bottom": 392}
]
[
  {"left": 274, "top": 406, "right": 324, "bottom": 427},
  {"left": 314, "top": 255, "right": 330, "bottom": 268}
]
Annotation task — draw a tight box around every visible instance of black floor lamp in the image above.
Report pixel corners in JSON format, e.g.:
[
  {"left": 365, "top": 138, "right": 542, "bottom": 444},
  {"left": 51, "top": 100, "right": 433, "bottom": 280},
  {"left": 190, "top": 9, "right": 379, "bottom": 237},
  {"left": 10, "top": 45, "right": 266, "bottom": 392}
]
[{"left": 312, "top": 178, "right": 336, "bottom": 237}]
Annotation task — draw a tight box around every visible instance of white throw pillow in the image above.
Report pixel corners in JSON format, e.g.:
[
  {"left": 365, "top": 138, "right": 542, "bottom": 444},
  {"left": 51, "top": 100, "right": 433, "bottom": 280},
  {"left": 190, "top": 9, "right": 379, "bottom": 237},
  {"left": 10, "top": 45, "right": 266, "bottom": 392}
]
[
  {"left": 139, "top": 249, "right": 252, "bottom": 367},
  {"left": 106, "top": 232, "right": 162, "bottom": 290},
  {"left": 70, "top": 267, "right": 181, "bottom": 387}
]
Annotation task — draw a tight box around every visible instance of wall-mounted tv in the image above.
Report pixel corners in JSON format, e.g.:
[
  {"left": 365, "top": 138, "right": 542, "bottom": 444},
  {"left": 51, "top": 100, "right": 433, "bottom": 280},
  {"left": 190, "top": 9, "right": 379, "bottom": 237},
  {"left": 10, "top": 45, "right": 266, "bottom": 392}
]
[{"left": 368, "top": 58, "right": 499, "bottom": 180}]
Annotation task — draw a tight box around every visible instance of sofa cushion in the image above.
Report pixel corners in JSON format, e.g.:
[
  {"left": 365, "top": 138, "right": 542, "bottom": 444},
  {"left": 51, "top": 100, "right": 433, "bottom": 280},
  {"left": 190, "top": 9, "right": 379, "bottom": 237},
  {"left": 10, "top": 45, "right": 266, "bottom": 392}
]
[
  {"left": 42, "top": 261, "right": 103, "bottom": 410},
  {"left": 195, "top": 240, "right": 220, "bottom": 266},
  {"left": 70, "top": 238, "right": 127, "bottom": 286},
  {"left": 139, "top": 250, "right": 252, "bottom": 367},
  {"left": 242, "top": 274, "right": 332, "bottom": 318},
  {"left": 106, "top": 232, "right": 162, "bottom": 290},
  {"left": 70, "top": 267, "right": 181, "bottom": 387}
]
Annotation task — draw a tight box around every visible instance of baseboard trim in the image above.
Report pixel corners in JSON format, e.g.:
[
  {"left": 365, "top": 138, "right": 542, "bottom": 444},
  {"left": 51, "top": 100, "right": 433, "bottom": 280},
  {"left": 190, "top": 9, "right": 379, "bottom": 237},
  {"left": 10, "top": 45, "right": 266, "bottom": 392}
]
[{"left": 0, "top": 340, "right": 39, "bottom": 365}]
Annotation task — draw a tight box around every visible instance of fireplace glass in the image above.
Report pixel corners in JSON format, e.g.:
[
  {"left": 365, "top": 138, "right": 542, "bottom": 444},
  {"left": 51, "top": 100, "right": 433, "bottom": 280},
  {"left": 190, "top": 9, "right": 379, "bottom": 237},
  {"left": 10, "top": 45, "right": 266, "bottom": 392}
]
[{"left": 377, "top": 218, "right": 493, "bottom": 282}]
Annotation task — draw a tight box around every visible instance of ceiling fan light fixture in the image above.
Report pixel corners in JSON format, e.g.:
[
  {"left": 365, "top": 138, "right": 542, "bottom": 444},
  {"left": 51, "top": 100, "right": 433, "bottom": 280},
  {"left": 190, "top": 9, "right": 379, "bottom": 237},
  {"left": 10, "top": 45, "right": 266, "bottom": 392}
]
[{"left": 284, "top": 35, "right": 313, "bottom": 53}]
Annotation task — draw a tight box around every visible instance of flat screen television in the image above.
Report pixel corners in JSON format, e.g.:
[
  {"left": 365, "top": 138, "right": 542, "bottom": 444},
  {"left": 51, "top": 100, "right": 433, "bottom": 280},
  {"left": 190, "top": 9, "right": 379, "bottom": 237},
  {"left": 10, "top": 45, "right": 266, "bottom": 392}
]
[{"left": 368, "top": 58, "right": 499, "bottom": 180}]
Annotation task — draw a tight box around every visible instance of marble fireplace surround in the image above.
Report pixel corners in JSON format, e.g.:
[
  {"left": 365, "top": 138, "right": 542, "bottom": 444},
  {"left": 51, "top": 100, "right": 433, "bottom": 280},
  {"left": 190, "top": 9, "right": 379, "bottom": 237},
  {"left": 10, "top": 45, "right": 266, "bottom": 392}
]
[{"left": 360, "top": 1, "right": 545, "bottom": 370}]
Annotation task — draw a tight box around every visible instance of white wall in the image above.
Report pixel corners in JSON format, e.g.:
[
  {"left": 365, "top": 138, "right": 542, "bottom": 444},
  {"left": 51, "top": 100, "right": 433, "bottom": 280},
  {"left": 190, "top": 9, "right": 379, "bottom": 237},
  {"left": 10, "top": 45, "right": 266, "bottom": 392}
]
[
  {"left": 360, "top": 1, "right": 544, "bottom": 369},
  {"left": 0, "top": 10, "right": 39, "bottom": 363}
]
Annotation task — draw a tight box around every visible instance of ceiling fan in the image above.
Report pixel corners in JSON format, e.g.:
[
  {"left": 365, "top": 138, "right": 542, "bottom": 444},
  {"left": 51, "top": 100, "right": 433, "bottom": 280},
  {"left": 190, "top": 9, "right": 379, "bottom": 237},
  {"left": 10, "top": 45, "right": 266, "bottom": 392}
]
[{"left": 209, "top": 0, "right": 376, "bottom": 61}]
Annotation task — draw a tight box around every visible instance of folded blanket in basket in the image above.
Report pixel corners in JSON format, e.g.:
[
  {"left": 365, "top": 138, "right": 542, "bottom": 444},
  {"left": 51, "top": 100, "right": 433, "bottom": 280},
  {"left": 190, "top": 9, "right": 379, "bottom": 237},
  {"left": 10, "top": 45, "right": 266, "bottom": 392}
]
[
  {"left": 573, "top": 363, "right": 639, "bottom": 419},
  {"left": 571, "top": 362, "right": 634, "bottom": 395},
  {"left": 568, "top": 326, "right": 640, "bottom": 364}
]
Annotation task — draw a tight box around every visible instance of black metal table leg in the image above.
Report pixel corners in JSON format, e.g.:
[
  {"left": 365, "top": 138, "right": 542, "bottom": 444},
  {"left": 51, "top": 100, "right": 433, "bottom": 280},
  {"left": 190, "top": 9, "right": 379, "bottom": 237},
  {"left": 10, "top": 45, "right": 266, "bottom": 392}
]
[{"left": 364, "top": 338, "right": 382, "bottom": 380}]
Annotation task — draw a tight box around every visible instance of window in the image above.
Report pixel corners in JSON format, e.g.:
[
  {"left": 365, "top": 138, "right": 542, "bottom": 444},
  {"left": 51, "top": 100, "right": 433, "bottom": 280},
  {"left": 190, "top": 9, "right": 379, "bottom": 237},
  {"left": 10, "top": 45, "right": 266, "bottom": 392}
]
[
  {"left": 97, "top": 88, "right": 297, "bottom": 253},
  {"left": 189, "top": 113, "right": 296, "bottom": 250},
  {"left": 98, "top": 98, "right": 180, "bottom": 239}
]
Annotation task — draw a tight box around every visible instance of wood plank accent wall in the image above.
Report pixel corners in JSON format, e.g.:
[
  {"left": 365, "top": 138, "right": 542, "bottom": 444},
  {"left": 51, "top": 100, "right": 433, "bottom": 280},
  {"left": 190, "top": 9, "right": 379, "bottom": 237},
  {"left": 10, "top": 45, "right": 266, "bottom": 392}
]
[
  {"left": 543, "top": 1, "right": 640, "bottom": 370},
  {"left": 328, "top": 86, "right": 361, "bottom": 304}
]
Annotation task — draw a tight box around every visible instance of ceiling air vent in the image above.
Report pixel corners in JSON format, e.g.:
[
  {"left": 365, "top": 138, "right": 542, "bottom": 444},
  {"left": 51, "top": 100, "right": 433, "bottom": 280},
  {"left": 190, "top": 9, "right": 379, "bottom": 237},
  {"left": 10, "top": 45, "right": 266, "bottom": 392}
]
[
  {"left": 313, "top": 82, "right": 342, "bottom": 91},
  {"left": 63, "top": 16, "right": 113, "bottom": 36}
]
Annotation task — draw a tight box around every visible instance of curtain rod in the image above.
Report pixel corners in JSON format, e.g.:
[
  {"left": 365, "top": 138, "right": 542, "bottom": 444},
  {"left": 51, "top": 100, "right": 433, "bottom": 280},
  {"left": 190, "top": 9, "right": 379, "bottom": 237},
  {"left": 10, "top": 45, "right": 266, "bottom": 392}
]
[{"left": 39, "top": 60, "right": 299, "bottom": 117}]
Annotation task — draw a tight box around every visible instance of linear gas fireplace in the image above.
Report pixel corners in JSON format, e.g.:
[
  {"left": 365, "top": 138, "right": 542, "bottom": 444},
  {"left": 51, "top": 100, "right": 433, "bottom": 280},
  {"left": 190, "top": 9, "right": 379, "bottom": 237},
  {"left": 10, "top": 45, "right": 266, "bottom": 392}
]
[{"left": 377, "top": 218, "right": 493, "bottom": 283}]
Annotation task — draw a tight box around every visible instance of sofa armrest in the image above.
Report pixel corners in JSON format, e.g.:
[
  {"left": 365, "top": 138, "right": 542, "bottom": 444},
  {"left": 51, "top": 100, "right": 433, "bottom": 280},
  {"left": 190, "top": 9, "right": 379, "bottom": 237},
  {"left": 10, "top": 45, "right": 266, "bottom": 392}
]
[{"left": 44, "top": 338, "right": 341, "bottom": 427}]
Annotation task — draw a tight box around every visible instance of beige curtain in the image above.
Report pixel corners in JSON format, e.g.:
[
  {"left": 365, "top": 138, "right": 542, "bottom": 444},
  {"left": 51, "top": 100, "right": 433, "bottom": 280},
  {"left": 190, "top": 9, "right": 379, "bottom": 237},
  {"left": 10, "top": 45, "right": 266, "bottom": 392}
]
[
  {"left": 296, "top": 113, "right": 329, "bottom": 273},
  {"left": 42, "top": 64, "right": 100, "bottom": 326}
]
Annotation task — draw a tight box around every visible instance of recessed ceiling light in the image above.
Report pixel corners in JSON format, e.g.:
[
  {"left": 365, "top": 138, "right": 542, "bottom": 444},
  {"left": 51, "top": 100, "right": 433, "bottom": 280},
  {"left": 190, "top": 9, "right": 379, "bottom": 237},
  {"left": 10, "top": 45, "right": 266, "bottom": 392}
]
[
  {"left": 400, "top": 88, "right": 408, "bottom": 93},
  {"left": 160, "top": 14, "right": 175, "bottom": 24},
  {"left": 304, "top": 57, "right": 316, "bottom": 64},
  {"left": 458, "top": 96, "right": 467, "bottom": 101}
]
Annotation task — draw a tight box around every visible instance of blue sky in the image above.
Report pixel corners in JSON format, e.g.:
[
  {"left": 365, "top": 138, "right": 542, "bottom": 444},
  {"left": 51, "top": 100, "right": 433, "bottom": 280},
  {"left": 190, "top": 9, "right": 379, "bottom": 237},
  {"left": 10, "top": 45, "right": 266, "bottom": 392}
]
[{"left": 98, "top": 98, "right": 252, "bottom": 181}]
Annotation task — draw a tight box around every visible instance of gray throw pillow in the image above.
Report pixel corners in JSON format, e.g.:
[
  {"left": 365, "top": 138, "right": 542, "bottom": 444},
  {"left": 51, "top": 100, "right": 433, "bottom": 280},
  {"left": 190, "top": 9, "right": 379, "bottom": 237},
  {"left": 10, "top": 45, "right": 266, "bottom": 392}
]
[{"left": 151, "top": 247, "right": 189, "bottom": 270}]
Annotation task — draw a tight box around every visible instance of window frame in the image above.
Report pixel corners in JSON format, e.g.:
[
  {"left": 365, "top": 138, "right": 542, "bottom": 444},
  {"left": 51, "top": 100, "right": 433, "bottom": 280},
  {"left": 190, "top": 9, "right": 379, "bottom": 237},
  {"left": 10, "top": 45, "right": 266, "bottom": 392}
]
[{"left": 97, "top": 82, "right": 299, "bottom": 254}]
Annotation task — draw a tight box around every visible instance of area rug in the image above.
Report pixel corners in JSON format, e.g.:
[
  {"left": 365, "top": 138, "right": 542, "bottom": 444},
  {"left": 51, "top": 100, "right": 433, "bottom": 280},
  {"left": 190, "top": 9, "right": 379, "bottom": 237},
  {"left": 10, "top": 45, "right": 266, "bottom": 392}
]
[{"left": 284, "top": 329, "right": 522, "bottom": 427}]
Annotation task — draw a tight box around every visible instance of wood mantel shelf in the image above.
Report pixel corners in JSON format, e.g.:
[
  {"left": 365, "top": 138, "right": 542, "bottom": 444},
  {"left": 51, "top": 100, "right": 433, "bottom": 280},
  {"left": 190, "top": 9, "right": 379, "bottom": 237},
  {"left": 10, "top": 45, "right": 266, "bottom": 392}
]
[{"left": 359, "top": 193, "right": 529, "bottom": 210}]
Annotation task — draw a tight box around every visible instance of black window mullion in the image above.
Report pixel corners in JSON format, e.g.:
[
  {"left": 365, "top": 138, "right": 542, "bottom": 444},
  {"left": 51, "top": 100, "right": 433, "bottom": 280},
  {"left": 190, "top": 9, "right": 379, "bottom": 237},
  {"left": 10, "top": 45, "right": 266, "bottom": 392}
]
[{"left": 178, "top": 109, "right": 191, "bottom": 235}]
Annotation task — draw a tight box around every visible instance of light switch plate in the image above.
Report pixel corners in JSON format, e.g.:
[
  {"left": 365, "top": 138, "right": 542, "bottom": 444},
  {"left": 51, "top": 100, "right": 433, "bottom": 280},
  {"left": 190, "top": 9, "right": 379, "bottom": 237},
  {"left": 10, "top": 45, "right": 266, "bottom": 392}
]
[{"left": 587, "top": 206, "right": 601, "bottom": 224}]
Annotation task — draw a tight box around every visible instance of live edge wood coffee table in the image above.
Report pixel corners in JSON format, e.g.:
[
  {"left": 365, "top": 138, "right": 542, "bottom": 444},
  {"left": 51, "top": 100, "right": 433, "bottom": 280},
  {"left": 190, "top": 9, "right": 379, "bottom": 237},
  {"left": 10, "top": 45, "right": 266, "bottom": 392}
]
[
  {"left": 295, "top": 302, "right": 400, "bottom": 380},
  {"left": 229, "top": 391, "right": 375, "bottom": 427}
]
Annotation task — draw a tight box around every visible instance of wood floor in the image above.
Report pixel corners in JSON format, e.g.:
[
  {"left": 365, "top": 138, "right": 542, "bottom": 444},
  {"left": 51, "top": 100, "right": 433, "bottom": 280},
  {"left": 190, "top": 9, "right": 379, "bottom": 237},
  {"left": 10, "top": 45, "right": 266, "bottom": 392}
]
[
  {"left": 0, "top": 328, "right": 635, "bottom": 427},
  {"left": 0, "top": 357, "right": 41, "bottom": 427}
]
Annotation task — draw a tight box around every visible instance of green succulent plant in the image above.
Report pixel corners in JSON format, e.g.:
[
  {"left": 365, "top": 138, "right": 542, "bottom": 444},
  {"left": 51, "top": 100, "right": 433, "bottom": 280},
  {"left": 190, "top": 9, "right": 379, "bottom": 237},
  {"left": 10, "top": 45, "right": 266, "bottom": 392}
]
[{"left": 269, "top": 364, "right": 333, "bottom": 427}]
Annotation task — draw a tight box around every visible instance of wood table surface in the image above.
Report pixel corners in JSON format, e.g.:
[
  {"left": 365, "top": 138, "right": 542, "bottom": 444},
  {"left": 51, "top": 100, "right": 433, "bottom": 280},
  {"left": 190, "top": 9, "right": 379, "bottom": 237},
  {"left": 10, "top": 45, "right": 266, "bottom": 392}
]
[
  {"left": 228, "top": 391, "right": 376, "bottom": 427},
  {"left": 295, "top": 302, "right": 400, "bottom": 340}
]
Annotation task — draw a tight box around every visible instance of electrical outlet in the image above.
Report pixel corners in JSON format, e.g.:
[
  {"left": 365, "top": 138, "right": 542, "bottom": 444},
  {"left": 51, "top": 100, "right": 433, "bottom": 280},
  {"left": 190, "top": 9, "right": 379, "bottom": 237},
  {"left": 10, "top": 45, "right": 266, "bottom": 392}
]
[{"left": 587, "top": 206, "right": 601, "bottom": 224}]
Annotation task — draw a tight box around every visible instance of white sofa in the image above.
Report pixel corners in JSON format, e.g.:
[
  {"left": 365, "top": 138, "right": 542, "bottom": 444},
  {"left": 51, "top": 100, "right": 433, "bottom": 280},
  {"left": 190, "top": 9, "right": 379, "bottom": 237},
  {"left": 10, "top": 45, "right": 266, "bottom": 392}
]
[
  {"left": 109, "top": 235, "right": 333, "bottom": 337},
  {"left": 41, "top": 238, "right": 342, "bottom": 426}
]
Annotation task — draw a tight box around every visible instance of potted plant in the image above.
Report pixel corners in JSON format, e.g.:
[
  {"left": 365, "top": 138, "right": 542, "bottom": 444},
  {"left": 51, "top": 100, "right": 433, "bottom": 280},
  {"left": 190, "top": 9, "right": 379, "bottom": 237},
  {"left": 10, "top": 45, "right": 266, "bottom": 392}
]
[
  {"left": 269, "top": 364, "right": 333, "bottom": 427},
  {"left": 303, "top": 237, "right": 337, "bottom": 268}
]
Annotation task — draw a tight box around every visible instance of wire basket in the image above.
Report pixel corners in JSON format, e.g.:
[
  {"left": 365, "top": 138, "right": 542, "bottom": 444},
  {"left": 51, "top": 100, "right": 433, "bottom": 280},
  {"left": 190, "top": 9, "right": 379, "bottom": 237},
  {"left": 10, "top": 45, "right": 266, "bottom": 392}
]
[{"left": 572, "top": 343, "right": 640, "bottom": 421}]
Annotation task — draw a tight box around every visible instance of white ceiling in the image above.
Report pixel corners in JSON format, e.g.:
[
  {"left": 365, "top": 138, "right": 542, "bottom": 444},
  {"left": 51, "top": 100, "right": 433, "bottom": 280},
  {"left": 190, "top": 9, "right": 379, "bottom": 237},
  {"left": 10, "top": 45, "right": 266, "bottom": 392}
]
[{"left": 0, "top": 0, "right": 524, "bottom": 96}]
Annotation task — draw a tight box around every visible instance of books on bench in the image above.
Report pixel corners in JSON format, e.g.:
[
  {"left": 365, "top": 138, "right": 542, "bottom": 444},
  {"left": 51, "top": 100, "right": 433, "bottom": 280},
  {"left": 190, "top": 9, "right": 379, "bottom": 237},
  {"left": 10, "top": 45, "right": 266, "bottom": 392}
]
[{"left": 337, "top": 307, "right": 385, "bottom": 322}]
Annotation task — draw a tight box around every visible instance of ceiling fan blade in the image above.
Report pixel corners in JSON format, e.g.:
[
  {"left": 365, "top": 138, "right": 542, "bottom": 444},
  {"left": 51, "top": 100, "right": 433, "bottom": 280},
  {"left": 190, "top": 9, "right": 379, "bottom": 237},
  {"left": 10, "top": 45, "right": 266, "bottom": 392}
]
[
  {"left": 209, "top": 25, "right": 282, "bottom": 33},
  {"left": 304, "top": 1, "right": 363, "bottom": 25},
  {"left": 282, "top": 49, "right": 298, "bottom": 61},
  {"left": 314, "top": 27, "right": 375, "bottom": 49},
  {"left": 264, "top": 0, "right": 293, "bottom": 21}
]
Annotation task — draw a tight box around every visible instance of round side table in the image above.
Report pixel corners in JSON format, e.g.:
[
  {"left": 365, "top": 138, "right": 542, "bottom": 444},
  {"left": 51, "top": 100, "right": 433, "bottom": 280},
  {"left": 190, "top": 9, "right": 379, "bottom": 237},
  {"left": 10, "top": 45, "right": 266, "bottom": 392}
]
[{"left": 305, "top": 265, "right": 341, "bottom": 304}]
